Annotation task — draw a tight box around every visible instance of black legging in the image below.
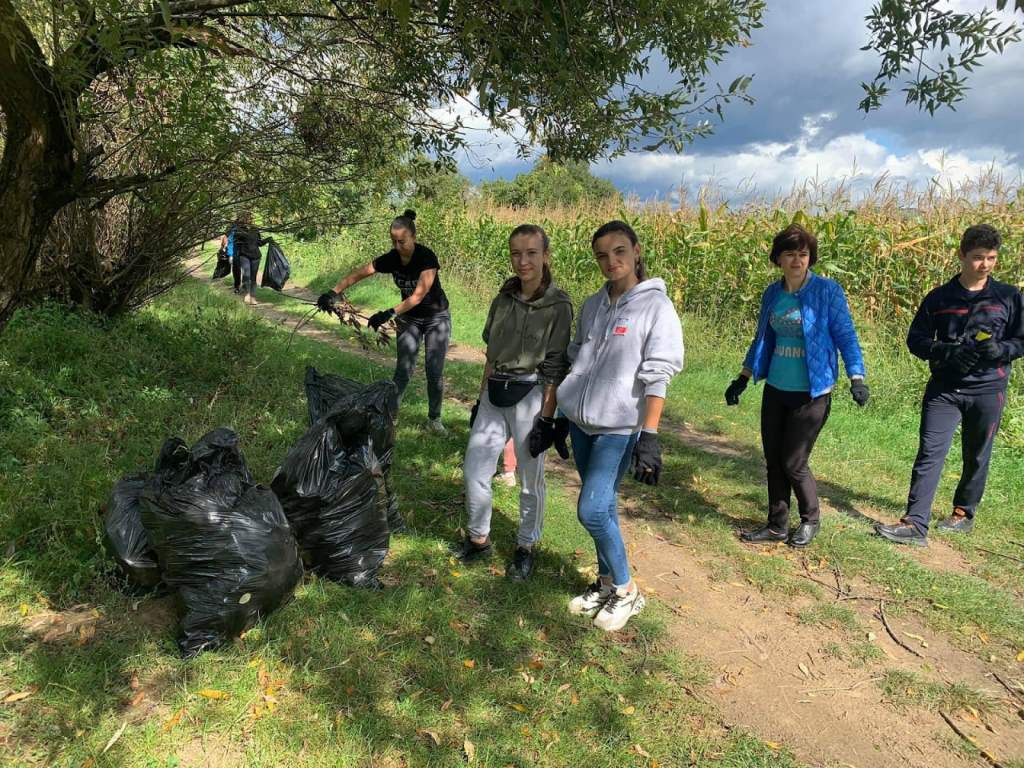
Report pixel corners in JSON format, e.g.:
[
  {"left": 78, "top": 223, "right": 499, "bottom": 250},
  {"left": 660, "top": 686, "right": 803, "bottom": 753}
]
[
  {"left": 760, "top": 384, "right": 832, "bottom": 528},
  {"left": 393, "top": 311, "right": 451, "bottom": 420}
]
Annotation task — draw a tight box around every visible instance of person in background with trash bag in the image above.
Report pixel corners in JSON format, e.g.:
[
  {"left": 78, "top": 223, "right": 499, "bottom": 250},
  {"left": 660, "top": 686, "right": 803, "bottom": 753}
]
[
  {"left": 725, "top": 223, "right": 868, "bottom": 550},
  {"left": 876, "top": 224, "right": 1024, "bottom": 547},
  {"left": 451, "top": 224, "right": 573, "bottom": 581},
  {"left": 318, "top": 209, "right": 452, "bottom": 433},
  {"left": 234, "top": 211, "right": 270, "bottom": 306},
  {"left": 219, "top": 221, "right": 240, "bottom": 293},
  {"left": 555, "top": 221, "right": 683, "bottom": 631}
]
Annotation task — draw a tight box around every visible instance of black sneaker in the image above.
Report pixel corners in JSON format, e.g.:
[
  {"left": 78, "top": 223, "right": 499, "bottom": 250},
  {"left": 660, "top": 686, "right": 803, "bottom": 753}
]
[
  {"left": 936, "top": 511, "right": 974, "bottom": 534},
  {"left": 505, "top": 546, "right": 535, "bottom": 581},
  {"left": 875, "top": 522, "right": 928, "bottom": 547},
  {"left": 449, "top": 537, "right": 492, "bottom": 563},
  {"left": 740, "top": 525, "right": 788, "bottom": 544}
]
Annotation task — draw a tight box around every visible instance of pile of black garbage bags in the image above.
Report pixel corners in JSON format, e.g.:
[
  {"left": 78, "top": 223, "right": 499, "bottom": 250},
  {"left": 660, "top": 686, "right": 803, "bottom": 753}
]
[{"left": 102, "top": 369, "right": 399, "bottom": 657}]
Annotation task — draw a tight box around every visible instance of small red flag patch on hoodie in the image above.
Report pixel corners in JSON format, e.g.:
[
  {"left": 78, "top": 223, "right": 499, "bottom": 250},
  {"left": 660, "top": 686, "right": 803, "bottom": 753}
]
[{"left": 613, "top": 326, "right": 627, "bottom": 335}]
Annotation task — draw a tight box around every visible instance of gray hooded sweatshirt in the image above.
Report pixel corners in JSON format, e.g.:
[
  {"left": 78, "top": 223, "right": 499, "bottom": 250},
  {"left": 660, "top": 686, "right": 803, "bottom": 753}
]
[{"left": 557, "top": 278, "right": 684, "bottom": 434}]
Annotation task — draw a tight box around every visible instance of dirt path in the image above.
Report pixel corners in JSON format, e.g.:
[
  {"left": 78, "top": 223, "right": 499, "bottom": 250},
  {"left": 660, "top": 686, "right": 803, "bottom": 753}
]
[{"left": 191, "top": 267, "right": 1024, "bottom": 768}]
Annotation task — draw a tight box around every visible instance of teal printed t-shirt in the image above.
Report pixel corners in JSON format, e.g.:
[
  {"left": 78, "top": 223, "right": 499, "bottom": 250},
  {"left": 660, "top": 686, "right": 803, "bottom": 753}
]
[{"left": 767, "top": 290, "right": 811, "bottom": 392}]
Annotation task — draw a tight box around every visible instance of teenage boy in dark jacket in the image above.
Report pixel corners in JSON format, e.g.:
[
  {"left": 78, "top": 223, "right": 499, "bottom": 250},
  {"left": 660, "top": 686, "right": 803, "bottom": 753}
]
[{"left": 877, "top": 224, "right": 1024, "bottom": 546}]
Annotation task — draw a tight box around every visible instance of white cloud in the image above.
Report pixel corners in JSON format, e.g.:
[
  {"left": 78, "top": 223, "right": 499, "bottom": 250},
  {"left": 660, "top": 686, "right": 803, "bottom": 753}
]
[{"left": 592, "top": 116, "right": 1023, "bottom": 203}]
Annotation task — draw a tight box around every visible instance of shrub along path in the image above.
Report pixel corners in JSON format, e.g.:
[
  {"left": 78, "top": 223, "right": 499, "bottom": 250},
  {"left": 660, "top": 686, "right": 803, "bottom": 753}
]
[{"left": 196, "top": 263, "right": 1024, "bottom": 768}]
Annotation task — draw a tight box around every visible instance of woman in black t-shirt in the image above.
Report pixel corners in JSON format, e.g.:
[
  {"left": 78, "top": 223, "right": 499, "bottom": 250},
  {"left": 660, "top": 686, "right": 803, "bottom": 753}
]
[{"left": 319, "top": 209, "right": 451, "bottom": 433}]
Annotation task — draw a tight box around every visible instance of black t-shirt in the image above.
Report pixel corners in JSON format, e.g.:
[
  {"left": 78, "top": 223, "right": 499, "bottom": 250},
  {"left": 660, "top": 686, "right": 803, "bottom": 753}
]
[{"left": 372, "top": 243, "right": 449, "bottom": 320}]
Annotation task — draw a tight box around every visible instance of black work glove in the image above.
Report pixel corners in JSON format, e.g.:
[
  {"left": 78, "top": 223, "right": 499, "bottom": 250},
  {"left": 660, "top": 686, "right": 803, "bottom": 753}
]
[
  {"left": 976, "top": 337, "right": 1005, "bottom": 363},
  {"left": 317, "top": 290, "right": 339, "bottom": 312},
  {"left": 552, "top": 416, "right": 570, "bottom": 460},
  {"left": 631, "top": 431, "right": 662, "bottom": 485},
  {"left": 850, "top": 379, "right": 870, "bottom": 407},
  {"left": 469, "top": 400, "right": 479, "bottom": 429},
  {"left": 724, "top": 376, "right": 748, "bottom": 406},
  {"left": 528, "top": 417, "right": 557, "bottom": 458},
  {"left": 368, "top": 308, "right": 396, "bottom": 331},
  {"left": 951, "top": 344, "right": 980, "bottom": 375}
]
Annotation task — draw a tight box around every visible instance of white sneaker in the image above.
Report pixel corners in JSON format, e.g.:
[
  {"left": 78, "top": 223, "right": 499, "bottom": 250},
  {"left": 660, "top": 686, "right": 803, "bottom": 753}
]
[
  {"left": 568, "top": 579, "right": 614, "bottom": 616},
  {"left": 497, "top": 471, "right": 516, "bottom": 487},
  {"left": 426, "top": 418, "right": 446, "bottom": 435},
  {"left": 593, "top": 586, "right": 645, "bottom": 632}
]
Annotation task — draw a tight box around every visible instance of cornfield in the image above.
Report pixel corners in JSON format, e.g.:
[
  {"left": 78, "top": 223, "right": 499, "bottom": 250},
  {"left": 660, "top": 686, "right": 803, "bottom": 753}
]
[{"left": 336, "top": 169, "right": 1023, "bottom": 337}]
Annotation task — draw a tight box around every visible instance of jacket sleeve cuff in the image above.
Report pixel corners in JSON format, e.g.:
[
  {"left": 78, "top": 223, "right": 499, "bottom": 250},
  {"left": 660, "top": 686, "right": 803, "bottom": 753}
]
[{"left": 644, "top": 380, "right": 668, "bottom": 398}]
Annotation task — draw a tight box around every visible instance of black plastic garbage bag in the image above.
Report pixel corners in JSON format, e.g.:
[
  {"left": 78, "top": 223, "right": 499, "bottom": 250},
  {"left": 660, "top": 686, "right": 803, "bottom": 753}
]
[
  {"left": 212, "top": 249, "right": 231, "bottom": 279},
  {"left": 140, "top": 428, "right": 303, "bottom": 657},
  {"left": 103, "top": 475, "right": 162, "bottom": 589},
  {"left": 261, "top": 240, "right": 290, "bottom": 291},
  {"left": 303, "top": 367, "right": 403, "bottom": 532},
  {"left": 272, "top": 379, "right": 396, "bottom": 587}
]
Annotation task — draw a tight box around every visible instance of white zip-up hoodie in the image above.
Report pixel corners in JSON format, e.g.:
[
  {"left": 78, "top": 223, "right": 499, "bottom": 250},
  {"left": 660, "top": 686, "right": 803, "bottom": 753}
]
[{"left": 557, "top": 278, "right": 684, "bottom": 435}]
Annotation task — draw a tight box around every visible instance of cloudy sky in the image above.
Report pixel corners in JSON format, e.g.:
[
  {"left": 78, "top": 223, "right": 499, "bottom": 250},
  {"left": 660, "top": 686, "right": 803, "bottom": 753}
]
[{"left": 445, "top": 0, "right": 1023, "bottom": 202}]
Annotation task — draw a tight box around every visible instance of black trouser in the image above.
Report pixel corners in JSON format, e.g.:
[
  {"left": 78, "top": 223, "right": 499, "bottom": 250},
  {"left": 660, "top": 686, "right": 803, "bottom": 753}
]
[
  {"left": 761, "top": 384, "right": 832, "bottom": 529},
  {"left": 238, "top": 254, "right": 260, "bottom": 298},
  {"left": 904, "top": 387, "right": 1006, "bottom": 534},
  {"left": 394, "top": 310, "right": 451, "bottom": 419},
  {"left": 231, "top": 253, "right": 242, "bottom": 291}
]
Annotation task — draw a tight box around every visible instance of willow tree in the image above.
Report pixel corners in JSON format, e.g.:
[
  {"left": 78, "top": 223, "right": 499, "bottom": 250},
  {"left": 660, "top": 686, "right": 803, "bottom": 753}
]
[{"left": 0, "top": 0, "right": 765, "bottom": 319}]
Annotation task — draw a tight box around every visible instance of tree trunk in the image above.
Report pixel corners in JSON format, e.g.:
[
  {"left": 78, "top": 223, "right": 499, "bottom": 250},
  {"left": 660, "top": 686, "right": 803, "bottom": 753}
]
[{"left": 0, "top": 0, "right": 78, "bottom": 324}]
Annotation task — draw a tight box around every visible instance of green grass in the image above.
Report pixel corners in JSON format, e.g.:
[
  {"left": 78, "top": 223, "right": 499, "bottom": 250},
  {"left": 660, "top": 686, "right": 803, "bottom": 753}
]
[
  {"left": 879, "top": 669, "right": 995, "bottom": 714},
  {"left": 0, "top": 285, "right": 802, "bottom": 767}
]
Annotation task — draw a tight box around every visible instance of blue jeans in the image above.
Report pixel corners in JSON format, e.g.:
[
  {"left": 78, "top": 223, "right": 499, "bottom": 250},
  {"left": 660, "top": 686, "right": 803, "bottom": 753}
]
[{"left": 569, "top": 423, "right": 638, "bottom": 588}]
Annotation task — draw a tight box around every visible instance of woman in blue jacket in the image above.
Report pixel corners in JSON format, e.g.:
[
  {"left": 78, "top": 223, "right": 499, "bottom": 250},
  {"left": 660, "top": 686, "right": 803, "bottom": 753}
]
[{"left": 724, "top": 224, "right": 869, "bottom": 548}]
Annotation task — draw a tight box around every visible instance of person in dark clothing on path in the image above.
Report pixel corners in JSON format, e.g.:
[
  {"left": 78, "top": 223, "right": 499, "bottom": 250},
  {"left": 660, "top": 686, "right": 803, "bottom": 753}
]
[
  {"left": 318, "top": 210, "right": 451, "bottom": 433},
  {"left": 219, "top": 223, "right": 240, "bottom": 293},
  {"left": 877, "top": 224, "right": 1024, "bottom": 547},
  {"left": 726, "top": 224, "right": 869, "bottom": 549},
  {"left": 234, "top": 212, "right": 269, "bottom": 305}
]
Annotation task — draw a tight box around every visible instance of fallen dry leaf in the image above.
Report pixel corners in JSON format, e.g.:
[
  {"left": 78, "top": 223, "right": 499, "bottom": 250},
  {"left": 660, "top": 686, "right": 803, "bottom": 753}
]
[
  {"left": 198, "top": 689, "right": 229, "bottom": 700},
  {"left": 632, "top": 744, "right": 651, "bottom": 758},
  {"left": 557, "top": 683, "right": 571, "bottom": 694},
  {"left": 19, "top": 604, "right": 29, "bottom": 617},
  {"left": 130, "top": 674, "right": 140, "bottom": 690},
  {"left": 3, "top": 689, "right": 35, "bottom": 704},
  {"left": 622, "top": 705, "right": 636, "bottom": 715},
  {"left": 417, "top": 729, "right": 441, "bottom": 747},
  {"left": 766, "top": 741, "right": 782, "bottom": 750},
  {"left": 1016, "top": 649, "right": 1024, "bottom": 663},
  {"left": 441, "top": 698, "right": 452, "bottom": 712},
  {"left": 463, "top": 659, "right": 476, "bottom": 669},
  {"left": 129, "top": 691, "right": 145, "bottom": 707},
  {"left": 81, "top": 758, "right": 95, "bottom": 768},
  {"left": 101, "top": 721, "right": 127, "bottom": 754},
  {"left": 511, "top": 703, "right": 527, "bottom": 713},
  {"left": 528, "top": 660, "right": 544, "bottom": 670},
  {"left": 464, "top": 738, "right": 476, "bottom": 763},
  {"left": 162, "top": 708, "right": 184, "bottom": 733}
]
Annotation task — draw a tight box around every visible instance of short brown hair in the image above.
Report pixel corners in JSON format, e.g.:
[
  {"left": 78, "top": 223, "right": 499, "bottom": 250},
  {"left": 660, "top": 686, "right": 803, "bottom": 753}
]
[{"left": 770, "top": 223, "right": 818, "bottom": 266}]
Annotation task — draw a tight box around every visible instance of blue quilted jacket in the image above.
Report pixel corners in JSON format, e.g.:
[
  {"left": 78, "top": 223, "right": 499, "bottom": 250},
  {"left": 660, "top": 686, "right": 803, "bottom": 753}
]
[{"left": 742, "top": 271, "right": 866, "bottom": 397}]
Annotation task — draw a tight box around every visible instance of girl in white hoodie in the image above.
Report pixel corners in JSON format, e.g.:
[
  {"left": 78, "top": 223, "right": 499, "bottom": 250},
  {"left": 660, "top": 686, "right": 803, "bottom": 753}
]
[{"left": 552, "top": 221, "right": 684, "bottom": 631}]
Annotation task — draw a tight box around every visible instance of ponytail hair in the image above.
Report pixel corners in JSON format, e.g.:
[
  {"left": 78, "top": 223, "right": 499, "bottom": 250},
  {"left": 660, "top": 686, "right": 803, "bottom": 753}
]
[
  {"left": 391, "top": 208, "right": 417, "bottom": 237},
  {"left": 591, "top": 220, "right": 647, "bottom": 281}
]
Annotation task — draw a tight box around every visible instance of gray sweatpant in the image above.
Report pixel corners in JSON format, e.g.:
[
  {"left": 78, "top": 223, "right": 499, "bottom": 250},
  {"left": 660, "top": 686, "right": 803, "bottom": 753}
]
[{"left": 464, "top": 387, "right": 546, "bottom": 548}]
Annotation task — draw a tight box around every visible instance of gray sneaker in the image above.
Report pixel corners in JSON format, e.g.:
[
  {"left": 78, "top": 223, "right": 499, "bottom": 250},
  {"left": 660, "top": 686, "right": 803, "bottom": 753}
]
[
  {"left": 426, "top": 418, "right": 446, "bottom": 435},
  {"left": 936, "top": 510, "right": 974, "bottom": 534}
]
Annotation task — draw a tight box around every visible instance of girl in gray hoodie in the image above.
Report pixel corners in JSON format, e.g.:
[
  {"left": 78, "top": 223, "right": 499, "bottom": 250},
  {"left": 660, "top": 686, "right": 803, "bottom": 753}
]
[{"left": 556, "top": 220, "right": 684, "bottom": 632}]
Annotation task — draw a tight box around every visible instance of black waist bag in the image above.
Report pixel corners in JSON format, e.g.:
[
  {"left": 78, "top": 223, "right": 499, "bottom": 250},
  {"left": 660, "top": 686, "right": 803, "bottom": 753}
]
[{"left": 487, "top": 377, "right": 536, "bottom": 408}]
